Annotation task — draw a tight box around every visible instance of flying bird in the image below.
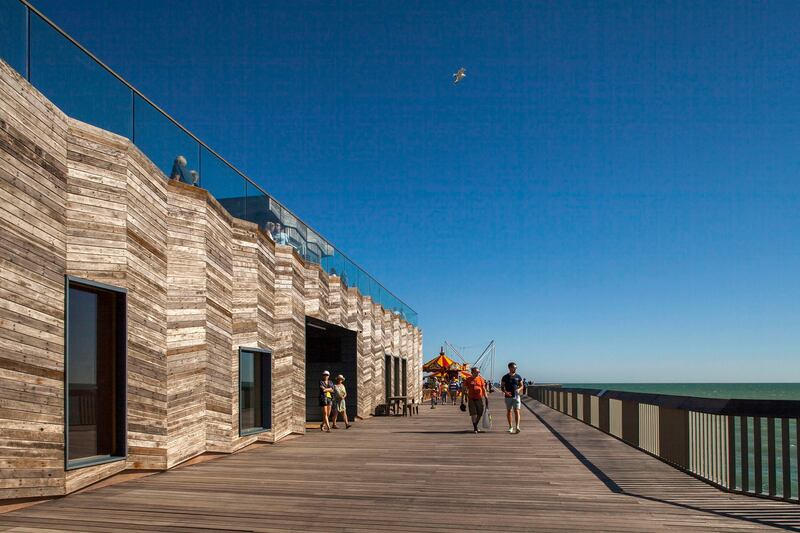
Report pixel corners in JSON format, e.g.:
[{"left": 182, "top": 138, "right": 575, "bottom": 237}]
[{"left": 453, "top": 67, "right": 466, "bottom": 84}]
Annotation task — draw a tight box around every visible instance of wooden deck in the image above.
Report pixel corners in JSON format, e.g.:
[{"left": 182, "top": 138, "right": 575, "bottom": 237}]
[{"left": 1, "top": 393, "right": 798, "bottom": 532}]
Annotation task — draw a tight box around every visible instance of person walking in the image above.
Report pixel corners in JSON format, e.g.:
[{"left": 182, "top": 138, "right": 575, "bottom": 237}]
[
  {"left": 319, "top": 370, "right": 334, "bottom": 432},
  {"left": 448, "top": 378, "right": 459, "bottom": 405},
  {"left": 462, "top": 366, "right": 489, "bottom": 433},
  {"left": 330, "top": 375, "right": 352, "bottom": 429},
  {"left": 501, "top": 362, "right": 524, "bottom": 434},
  {"left": 439, "top": 380, "right": 448, "bottom": 404}
]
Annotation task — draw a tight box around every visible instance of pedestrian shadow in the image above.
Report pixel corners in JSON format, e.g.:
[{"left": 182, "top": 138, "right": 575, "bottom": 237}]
[{"left": 524, "top": 400, "right": 800, "bottom": 532}]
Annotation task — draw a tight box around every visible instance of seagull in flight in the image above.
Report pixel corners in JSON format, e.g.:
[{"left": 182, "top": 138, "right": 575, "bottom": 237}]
[{"left": 453, "top": 67, "right": 466, "bottom": 84}]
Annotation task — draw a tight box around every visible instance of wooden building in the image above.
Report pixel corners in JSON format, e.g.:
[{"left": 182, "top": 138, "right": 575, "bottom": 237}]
[{"left": 0, "top": 58, "right": 423, "bottom": 500}]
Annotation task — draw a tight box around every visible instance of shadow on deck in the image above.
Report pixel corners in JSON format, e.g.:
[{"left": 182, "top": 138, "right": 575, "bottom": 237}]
[
  {"left": 526, "top": 398, "right": 800, "bottom": 532},
  {"left": 0, "top": 393, "right": 797, "bottom": 532}
]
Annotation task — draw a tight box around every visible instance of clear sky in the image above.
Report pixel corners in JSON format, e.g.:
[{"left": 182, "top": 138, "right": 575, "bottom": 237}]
[{"left": 31, "top": 0, "right": 800, "bottom": 383}]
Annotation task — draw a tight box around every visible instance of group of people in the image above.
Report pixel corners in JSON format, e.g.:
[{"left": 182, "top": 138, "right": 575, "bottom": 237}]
[
  {"left": 428, "top": 362, "right": 526, "bottom": 434},
  {"left": 317, "top": 362, "right": 526, "bottom": 435},
  {"left": 318, "top": 370, "right": 352, "bottom": 432},
  {"left": 170, "top": 155, "right": 200, "bottom": 185},
  {"left": 264, "top": 221, "right": 290, "bottom": 245}
]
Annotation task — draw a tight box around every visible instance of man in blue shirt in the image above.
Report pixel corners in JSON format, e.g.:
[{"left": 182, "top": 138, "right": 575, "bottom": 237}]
[
  {"left": 448, "top": 379, "right": 460, "bottom": 405},
  {"left": 500, "top": 362, "right": 524, "bottom": 434}
]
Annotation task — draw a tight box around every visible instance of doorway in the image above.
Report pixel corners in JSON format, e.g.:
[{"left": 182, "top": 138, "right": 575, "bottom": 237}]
[{"left": 305, "top": 317, "right": 357, "bottom": 422}]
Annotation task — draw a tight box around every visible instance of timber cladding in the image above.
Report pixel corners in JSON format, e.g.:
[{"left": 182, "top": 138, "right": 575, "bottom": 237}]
[{"left": 0, "top": 59, "right": 423, "bottom": 500}]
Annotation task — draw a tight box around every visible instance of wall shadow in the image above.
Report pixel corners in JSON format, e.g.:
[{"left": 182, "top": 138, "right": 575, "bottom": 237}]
[{"left": 524, "top": 400, "right": 800, "bottom": 532}]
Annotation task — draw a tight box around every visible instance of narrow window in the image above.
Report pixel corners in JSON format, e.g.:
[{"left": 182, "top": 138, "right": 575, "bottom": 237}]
[
  {"left": 384, "top": 354, "right": 392, "bottom": 401},
  {"left": 66, "top": 277, "right": 126, "bottom": 469},
  {"left": 401, "top": 358, "right": 408, "bottom": 396},
  {"left": 239, "top": 348, "right": 271, "bottom": 435},
  {"left": 393, "top": 356, "right": 400, "bottom": 396}
]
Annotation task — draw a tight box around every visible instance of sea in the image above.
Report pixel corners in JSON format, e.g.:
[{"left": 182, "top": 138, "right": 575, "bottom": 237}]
[
  {"left": 559, "top": 382, "right": 799, "bottom": 497},
  {"left": 559, "top": 382, "right": 800, "bottom": 400}
]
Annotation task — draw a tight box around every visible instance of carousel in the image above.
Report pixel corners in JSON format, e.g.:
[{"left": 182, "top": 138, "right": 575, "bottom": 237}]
[
  {"left": 421, "top": 342, "right": 496, "bottom": 403},
  {"left": 422, "top": 348, "right": 468, "bottom": 381}
]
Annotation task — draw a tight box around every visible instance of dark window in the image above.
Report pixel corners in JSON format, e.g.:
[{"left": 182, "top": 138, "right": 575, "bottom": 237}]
[
  {"left": 384, "top": 354, "right": 392, "bottom": 401},
  {"left": 239, "top": 348, "right": 271, "bottom": 435},
  {"left": 402, "top": 359, "right": 408, "bottom": 396},
  {"left": 66, "top": 277, "right": 126, "bottom": 469},
  {"left": 393, "top": 356, "right": 400, "bottom": 396}
]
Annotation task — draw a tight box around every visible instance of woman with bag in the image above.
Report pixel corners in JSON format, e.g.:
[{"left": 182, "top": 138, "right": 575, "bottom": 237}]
[
  {"left": 330, "top": 375, "right": 352, "bottom": 429},
  {"left": 462, "top": 367, "right": 489, "bottom": 434},
  {"left": 319, "top": 371, "right": 334, "bottom": 432}
]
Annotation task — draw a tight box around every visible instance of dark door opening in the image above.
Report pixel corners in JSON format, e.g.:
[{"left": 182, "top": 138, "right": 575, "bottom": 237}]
[{"left": 305, "top": 317, "right": 357, "bottom": 422}]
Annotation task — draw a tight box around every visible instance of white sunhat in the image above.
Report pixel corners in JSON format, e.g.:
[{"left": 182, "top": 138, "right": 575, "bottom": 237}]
[{"left": 322, "top": 370, "right": 330, "bottom": 375}]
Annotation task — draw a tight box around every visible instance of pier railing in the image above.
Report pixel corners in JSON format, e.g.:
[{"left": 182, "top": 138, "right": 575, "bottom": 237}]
[
  {"left": 0, "top": 0, "right": 417, "bottom": 325},
  {"left": 529, "top": 386, "right": 800, "bottom": 504}
]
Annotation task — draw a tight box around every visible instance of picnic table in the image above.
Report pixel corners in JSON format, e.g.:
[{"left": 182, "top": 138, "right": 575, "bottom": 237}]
[{"left": 387, "top": 395, "right": 418, "bottom": 417}]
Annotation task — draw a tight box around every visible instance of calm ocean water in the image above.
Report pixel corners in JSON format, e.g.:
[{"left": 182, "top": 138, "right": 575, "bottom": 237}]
[{"left": 559, "top": 383, "right": 800, "bottom": 400}]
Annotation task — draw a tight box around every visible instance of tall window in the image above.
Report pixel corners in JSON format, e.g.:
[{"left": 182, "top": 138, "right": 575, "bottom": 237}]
[
  {"left": 393, "top": 356, "right": 400, "bottom": 396},
  {"left": 66, "top": 277, "right": 126, "bottom": 469},
  {"left": 384, "top": 354, "right": 392, "bottom": 400},
  {"left": 401, "top": 358, "right": 408, "bottom": 396},
  {"left": 239, "top": 348, "right": 271, "bottom": 435}
]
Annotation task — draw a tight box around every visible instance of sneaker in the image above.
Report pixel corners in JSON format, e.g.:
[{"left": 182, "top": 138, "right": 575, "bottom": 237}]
[
  {"left": 508, "top": 427, "right": 514, "bottom": 433},
  {"left": 474, "top": 429, "right": 478, "bottom": 434},
  {"left": 515, "top": 427, "right": 521, "bottom": 434}
]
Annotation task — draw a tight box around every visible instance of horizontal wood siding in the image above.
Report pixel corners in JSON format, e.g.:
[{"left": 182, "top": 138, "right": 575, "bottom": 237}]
[
  {"left": 0, "top": 58, "right": 422, "bottom": 499},
  {"left": 0, "top": 60, "right": 68, "bottom": 499}
]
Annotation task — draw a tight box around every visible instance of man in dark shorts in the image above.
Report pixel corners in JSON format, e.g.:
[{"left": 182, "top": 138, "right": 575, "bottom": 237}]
[
  {"left": 462, "top": 366, "right": 488, "bottom": 433},
  {"left": 448, "top": 378, "right": 460, "bottom": 405},
  {"left": 501, "top": 362, "right": 524, "bottom": 434}
]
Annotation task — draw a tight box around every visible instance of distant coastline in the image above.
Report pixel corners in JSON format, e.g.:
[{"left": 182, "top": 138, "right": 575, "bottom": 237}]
[{"left": 558, "top": 383, "right": 800, "bottom": 401}]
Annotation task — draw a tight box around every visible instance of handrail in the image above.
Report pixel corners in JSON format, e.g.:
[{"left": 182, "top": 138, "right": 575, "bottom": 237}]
[
  {"left": 537, "top": 386, "right": 800, "bottom": 417},
  {"left": 530, "top": 385, "right": 800, "bottom": 504},
  {"left": 13, "top": 0, "right": 417, "bottom": 323}
]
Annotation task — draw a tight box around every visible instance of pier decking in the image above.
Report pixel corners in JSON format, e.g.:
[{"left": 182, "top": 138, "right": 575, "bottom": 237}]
[{"left": 1, "top": 393, "right": 797, "bottom": 532}]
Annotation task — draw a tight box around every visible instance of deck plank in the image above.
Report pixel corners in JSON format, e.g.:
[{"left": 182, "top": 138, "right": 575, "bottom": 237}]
[{"left": 1, "top": 393, "right": 797, "bottom": 532}]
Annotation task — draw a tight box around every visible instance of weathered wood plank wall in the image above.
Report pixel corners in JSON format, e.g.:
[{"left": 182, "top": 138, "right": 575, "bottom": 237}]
[
  {"left": 0, "top": 59, "right": 68, "bottom": 500},
  {"left": 0, "top": 59, "right": 422, "bottom": 500}
]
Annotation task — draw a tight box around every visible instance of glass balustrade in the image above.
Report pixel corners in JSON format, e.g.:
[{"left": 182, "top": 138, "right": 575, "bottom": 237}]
[
  {"left": 0, "top": 0, "right": 417, "bottom": 325},
  {"left": 134, "top": 94, "right": 199, "bottom": 183},
  {"left": 0, "top": 0, "right": 26, "bottom": 77},
  {"left": 30, "top": 13, "right": 132, "bottom": 138},
  {"left": 200, "top": 146, "right": 248, "bottom": 218}
]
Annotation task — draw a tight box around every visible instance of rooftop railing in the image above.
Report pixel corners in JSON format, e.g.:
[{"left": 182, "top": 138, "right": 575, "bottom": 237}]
[
  {"left": 0, "top": 0, "right": 417, "bottom": 326},
  {"left": 530, "top": 385, "right": 800, "bottom": 504}
]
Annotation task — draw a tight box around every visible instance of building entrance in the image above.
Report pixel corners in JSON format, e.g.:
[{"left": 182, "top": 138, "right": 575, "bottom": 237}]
[{"left": 305, "top": 317, "right": 357, "bottom": 422}]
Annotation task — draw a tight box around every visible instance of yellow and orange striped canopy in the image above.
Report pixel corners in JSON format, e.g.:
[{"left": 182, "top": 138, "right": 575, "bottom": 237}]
[{"left": 422, "top": 349, "right": 456, "bottom": 373}]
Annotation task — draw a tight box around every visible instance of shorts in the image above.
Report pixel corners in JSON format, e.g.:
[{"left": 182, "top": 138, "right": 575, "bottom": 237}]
[
  {"left": 504, "top": 396, "right": 521, "bottom": 410},
  {"left": 319, "top": 397, "right": 332, "bottom": 407},
  {"left": 468, "top": 398, "right": 485, "bottom": 417}
]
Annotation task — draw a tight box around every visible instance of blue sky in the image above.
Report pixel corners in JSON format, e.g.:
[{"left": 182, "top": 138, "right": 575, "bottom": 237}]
[{"left": 30, "top": 0, "right": 800, "bottom": 382}]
